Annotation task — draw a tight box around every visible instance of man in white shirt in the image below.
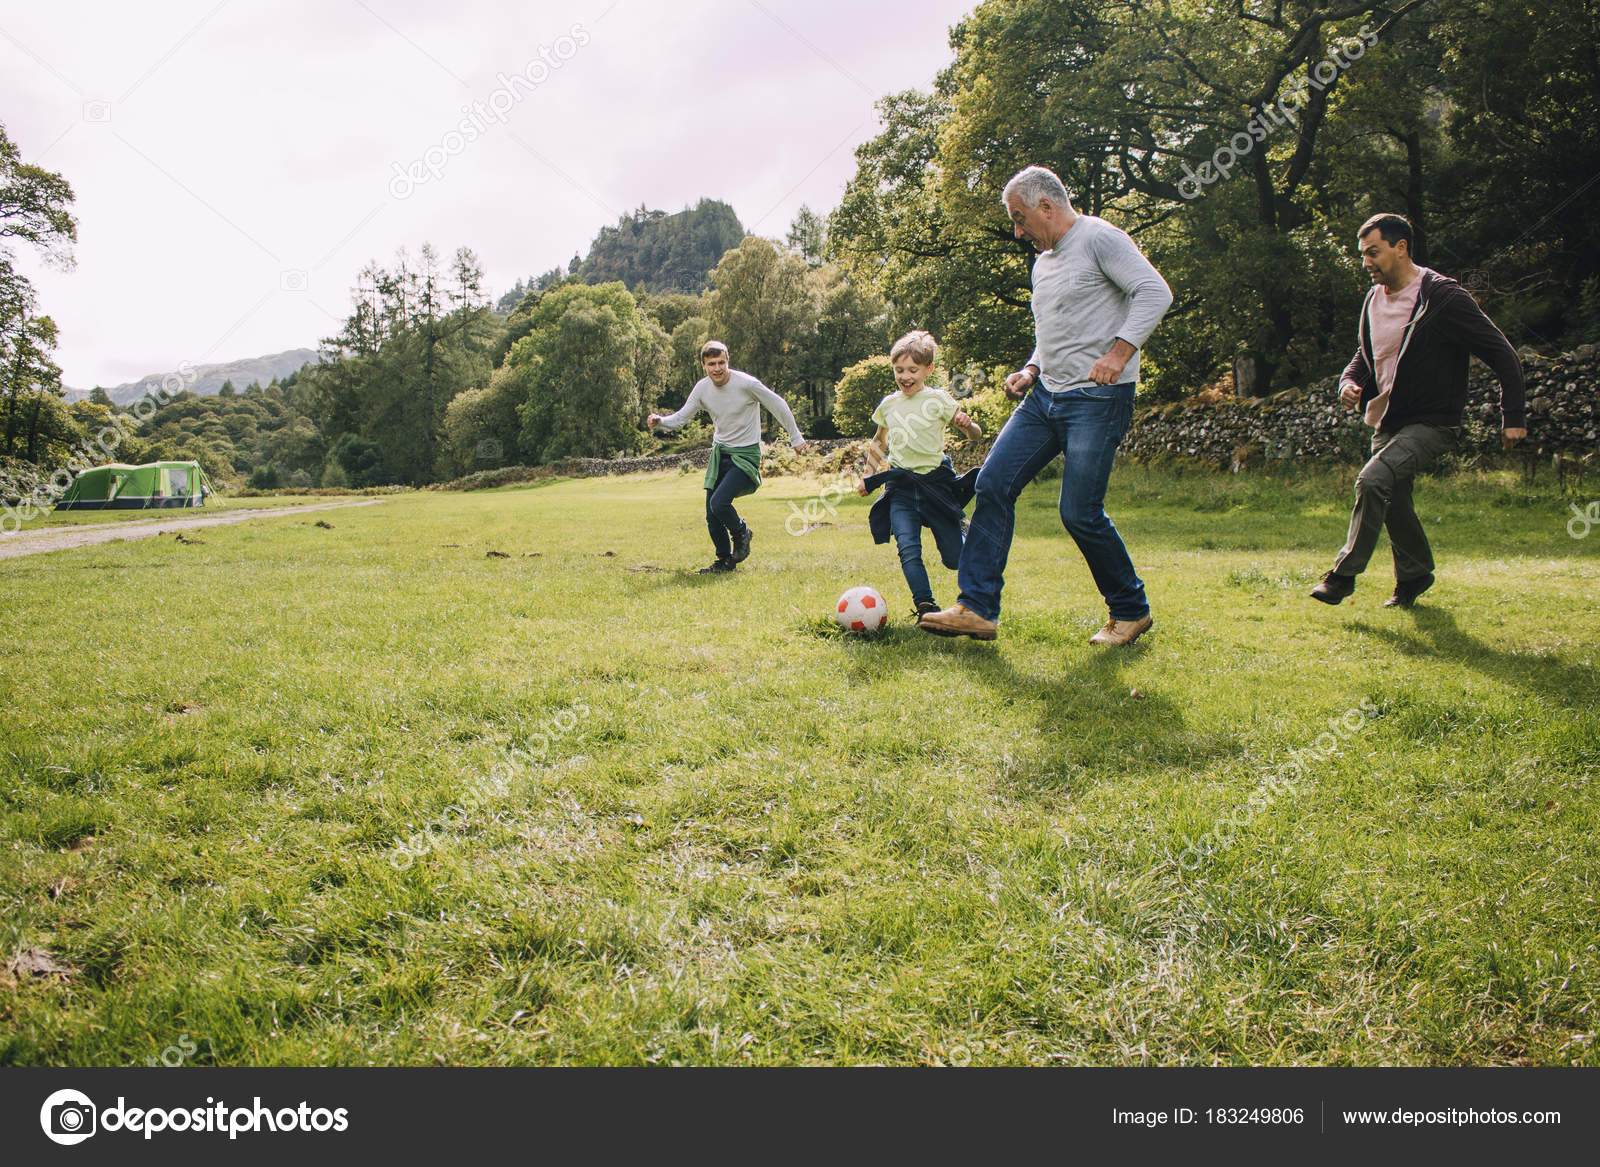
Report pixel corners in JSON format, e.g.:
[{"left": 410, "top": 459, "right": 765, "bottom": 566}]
[{"left": 649, "top": 341, "right": 807, "bottom": 573}]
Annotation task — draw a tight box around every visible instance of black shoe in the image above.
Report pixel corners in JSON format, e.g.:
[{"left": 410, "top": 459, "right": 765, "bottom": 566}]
[
  {"left": 1384, "top": 572, "right": 1435, "bottom": 608},
  {"left": 731, "top": 524, "right": 753, "bottom": 563},
  {"left": 914, "top": 599, "right": 957, "bottom": 635},
  {"left": 697, "top": 557, "right": 735, "bottom": 574},
  {"left": 1310, "top": 571, "right": 1355, "bottom": 605}
]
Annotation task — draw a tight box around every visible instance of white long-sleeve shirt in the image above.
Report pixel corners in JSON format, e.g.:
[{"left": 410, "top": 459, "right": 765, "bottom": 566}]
[
  {"left": 657, "top": 369, "right": 804, "bottom": 447},
  {"left": 1026, "top": 215, "right": 1173, "bottom": 391}
]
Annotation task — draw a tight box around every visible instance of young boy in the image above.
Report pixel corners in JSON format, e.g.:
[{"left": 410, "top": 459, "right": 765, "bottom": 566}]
[
  {"left": 856, "top": 330, "right": 983, "bottom": 624},
  {"left": 648, "top": 341, "right": 807, "bottom": 573}
]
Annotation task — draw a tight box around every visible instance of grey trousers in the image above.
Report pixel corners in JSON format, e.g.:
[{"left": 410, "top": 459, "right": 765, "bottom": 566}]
[{"left": 1332, "top": 423, "right": 1458, "bottom": 580}]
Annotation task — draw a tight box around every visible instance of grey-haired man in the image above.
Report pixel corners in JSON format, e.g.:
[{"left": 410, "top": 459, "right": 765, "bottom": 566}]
[{"left": 922, "top": 165, "right": 1172, "bottom": 645}]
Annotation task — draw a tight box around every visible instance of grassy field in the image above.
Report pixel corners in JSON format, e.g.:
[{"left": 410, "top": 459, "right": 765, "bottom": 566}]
[{"left": 1, "top": 463, "right": 1596, "bottom": 1066}]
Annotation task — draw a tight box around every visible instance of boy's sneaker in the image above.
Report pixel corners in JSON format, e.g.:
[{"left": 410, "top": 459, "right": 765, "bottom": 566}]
[
  {"left": 913, "top": 599, "right": 952, "bottom": 633},
  {"left": 697, "top": 557, "right": 736, "bottom": 574},
  {"left": 732, "top": 524, "right": 753, "bottom": 563}
]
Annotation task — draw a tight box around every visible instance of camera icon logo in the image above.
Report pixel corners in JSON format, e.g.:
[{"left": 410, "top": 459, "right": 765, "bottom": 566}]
[
  {"left": 40, "top": 1089, "right": 97, "bottom": 1146},
  {"left": 475, "top": 438, "right": 504, "bottom": 462},
  {"left": 82, "top": 101, "right": 112, "bottom": 123},
  {"left": 280, "top": 269, "right": 309, "bottom": 292}
]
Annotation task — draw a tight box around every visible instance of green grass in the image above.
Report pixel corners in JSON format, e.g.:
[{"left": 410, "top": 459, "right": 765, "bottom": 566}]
[{"left": 1, "top": 464, "right": 1596, "bottom": 1066}]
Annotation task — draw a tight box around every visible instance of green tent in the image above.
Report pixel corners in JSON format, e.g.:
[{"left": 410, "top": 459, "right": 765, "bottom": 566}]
[{"left": 54, "top": 461, "right": 215, "bottom": 510}]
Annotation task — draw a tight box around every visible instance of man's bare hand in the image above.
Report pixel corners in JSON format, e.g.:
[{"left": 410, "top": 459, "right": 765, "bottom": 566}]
[
  {"left": 647, "top": 414, "right": 662, "bottom": 428},
  {"left": 1087, "top": 353, "right": 1128, "bottom": 385},
  {"left": 1004, "top": 369, "right": 1035, "bottom": 400},
  {"left": 1087, "top": 338, "right": 1137, "bottom": 385},
  {"left": 792, "top": 440, "right": 808, "bottom": 454},
  {"left": 1338, "top": 382, "right": 1362, "bottom": 408},
  {"left": 1503, "top": 427, "right": 1527, "bottom": 449}
]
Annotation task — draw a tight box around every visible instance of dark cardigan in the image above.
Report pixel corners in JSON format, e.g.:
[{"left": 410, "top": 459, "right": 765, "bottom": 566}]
[
  {"left": 862, "top": 457, "right": 980, "bottom": 545},
  {"left": 1342, "top": 267, "right": 1526, "bottom": 433}
]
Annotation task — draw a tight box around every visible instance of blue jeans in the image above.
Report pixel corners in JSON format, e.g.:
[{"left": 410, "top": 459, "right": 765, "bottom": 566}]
[
  {"left": 957, "top": 381, "right": 1147, "bottom": 622},
  {"left": 889, "top": 488, "right": 964, "bottom": 607},
  {"left": 706, "top": 458, "right": 752, "bottom": 559}
]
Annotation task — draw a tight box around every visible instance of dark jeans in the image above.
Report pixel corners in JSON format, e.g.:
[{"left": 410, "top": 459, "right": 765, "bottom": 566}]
[
  {"left": 706, "top": 458, "right": 753, "bottom": 559},
  {"left": 888, "top": 488, "right": 964, "bottom": 607},
  {"left": 957, "top": 381, "right": 1146, "bottom": 622},
  {"left": 1332, "top": 423, "right": 1458, "bottom": 580}
]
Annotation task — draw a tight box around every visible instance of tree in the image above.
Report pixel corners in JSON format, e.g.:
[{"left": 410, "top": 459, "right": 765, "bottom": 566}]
[
  {"left": 1, "top": 120, "right": 75, "bottom": 464},
  {"left": 1431, "top": 0, "right": 1600, "bottom": 345},
  {"left": 833, "top": 1, "right": 1432, "bottom": 396},
  {"left": 832, "top": 355, "right": 897, "bottom": 437},
  {"left": 497, "top": 282, "right": 666, "bottom": 463},
  {"left": 705, "top": 237, "right": 819, "bottom": 396},
  {"left": 1, "top": 120, "right": 77, "bottom": 269},
  {"left": 787, "top": 205, "right": 827, "bottom": 267}
]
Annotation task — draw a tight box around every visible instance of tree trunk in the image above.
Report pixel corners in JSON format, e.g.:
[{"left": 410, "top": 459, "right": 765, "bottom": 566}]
[
  {"left": 1402, "top": 130, "right": 1429, "bottom": 265},
  {"left": 2, "top": 346, "right": 26, "bottom": 457},
  {"left": 25, "top": 390, "right": 45, "bottom": 462}
]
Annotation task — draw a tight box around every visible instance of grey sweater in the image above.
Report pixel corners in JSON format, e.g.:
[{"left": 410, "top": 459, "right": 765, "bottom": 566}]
[
  {"left": 657, "top": 370, "right": 804, "bottom": 448},
  {"left": 1026, "top": 215, "right": 1173, "bottom": 391}
]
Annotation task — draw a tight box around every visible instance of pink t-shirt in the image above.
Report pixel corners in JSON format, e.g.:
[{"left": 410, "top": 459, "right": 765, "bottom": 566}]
[{"left": 1362, "top": 271, "right": 1423, "bottom": 427}]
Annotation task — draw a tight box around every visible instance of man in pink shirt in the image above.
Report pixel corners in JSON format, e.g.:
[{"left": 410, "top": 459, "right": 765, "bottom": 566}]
[{"left": 1311, "top": 213, "right": 1526, "bottom": 608}]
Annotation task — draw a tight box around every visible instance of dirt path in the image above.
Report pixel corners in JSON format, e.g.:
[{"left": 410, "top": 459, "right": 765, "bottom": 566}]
[{"left": 0, "top": 499, "right": 387, "bottom": 560}]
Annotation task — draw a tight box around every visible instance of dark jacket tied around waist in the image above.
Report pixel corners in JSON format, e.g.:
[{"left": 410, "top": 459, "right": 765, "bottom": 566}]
[{"left": 863, "top": 456, "right": 980, "bottom": 545}]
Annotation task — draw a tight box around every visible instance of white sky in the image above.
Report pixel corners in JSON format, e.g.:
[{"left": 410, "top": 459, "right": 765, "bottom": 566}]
[{"left": 0, "top": 0, "right": 976, "bottom": 389}]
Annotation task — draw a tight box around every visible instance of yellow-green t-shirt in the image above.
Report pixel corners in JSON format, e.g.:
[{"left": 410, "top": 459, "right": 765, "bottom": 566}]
[{"left": 871, "top": 388, "right": 959, "bottom": 472}]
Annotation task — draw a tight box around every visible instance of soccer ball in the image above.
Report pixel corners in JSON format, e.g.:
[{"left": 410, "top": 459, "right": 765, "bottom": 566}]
[{"left": 835, "top": 585, "right": 888, "bottom": 634}]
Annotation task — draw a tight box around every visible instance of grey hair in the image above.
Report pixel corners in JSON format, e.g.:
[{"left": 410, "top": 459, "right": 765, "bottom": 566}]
[{"left": 1001, "top": 165, "right": 1073, "bottom": 211}]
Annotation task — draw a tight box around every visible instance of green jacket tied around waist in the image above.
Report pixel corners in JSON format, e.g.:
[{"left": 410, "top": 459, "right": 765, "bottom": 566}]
[{"left": 704, "top": 442, "right": 762, "bottom": 496}]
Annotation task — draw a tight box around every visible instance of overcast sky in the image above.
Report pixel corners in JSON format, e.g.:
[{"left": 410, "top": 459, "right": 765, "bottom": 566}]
[{"left": 1, "top": 0, "right": 977, "bottom": 389}]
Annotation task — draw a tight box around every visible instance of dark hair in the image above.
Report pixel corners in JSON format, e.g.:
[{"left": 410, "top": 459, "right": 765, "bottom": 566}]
[
  {"left": 1359, "top": 213, "right": 1413, "bottom": 250},
  {"left": 700, "top": 340, "right": 729, "bottom": 359}
]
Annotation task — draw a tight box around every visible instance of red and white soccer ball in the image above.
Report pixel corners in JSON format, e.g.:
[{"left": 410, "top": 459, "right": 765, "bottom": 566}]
[{"left": 835, "top": 585, "right": 888, "bottom": 634}]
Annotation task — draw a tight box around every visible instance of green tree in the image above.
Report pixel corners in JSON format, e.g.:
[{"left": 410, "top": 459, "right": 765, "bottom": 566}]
[
  {"left": 500, "top": 282, "right": 665, "bottom": 463},
  {"left": 832, "top": 355, "right": 896, "bottom": 437},
  {"left": 834, "top": 1, "right": 1431, "bottom": 396},
  {"left": 786, "top": 205, "right": 827, "bottom": 267},
  {"left": 705, "top": 236, "right": 818, "bottom": 395}
]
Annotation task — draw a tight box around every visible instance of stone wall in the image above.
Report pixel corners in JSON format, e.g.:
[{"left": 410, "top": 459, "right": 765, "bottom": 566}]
[{"left": 1121, "top": 346, "right": 1600, "bottom": 469}]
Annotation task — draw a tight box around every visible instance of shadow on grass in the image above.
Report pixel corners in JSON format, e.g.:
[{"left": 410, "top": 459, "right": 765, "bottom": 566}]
[
  {"left": 1350, "top": 606, "right": 1600, "bottom": 710},
  {"left": 810, "top": 614, "right": 1214, "bottom": 794}
]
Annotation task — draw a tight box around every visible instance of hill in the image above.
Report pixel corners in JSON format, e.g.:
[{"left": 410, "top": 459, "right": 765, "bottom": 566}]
[
  {"left": 67, "top": 348, "right": 323, "bottom": 406},
  {"left": 575, "top": 199, "right": 745, "bottom": 294}
]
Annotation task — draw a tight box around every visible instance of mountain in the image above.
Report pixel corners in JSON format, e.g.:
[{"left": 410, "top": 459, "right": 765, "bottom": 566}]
[
  {"left": 575, "top": 199, "right": 746, "bottom": 294},
  {"left": 66, "top": 349, "right": 323, "bottom": 406}
]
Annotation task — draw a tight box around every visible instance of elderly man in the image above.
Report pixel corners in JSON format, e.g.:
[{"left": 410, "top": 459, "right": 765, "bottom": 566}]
[
  {"left": 1310, "top": 213, "right": 1526, "bottom": 608},
  {"left": 921, "top": 165, "right": 1172, "bottom": 645}
]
